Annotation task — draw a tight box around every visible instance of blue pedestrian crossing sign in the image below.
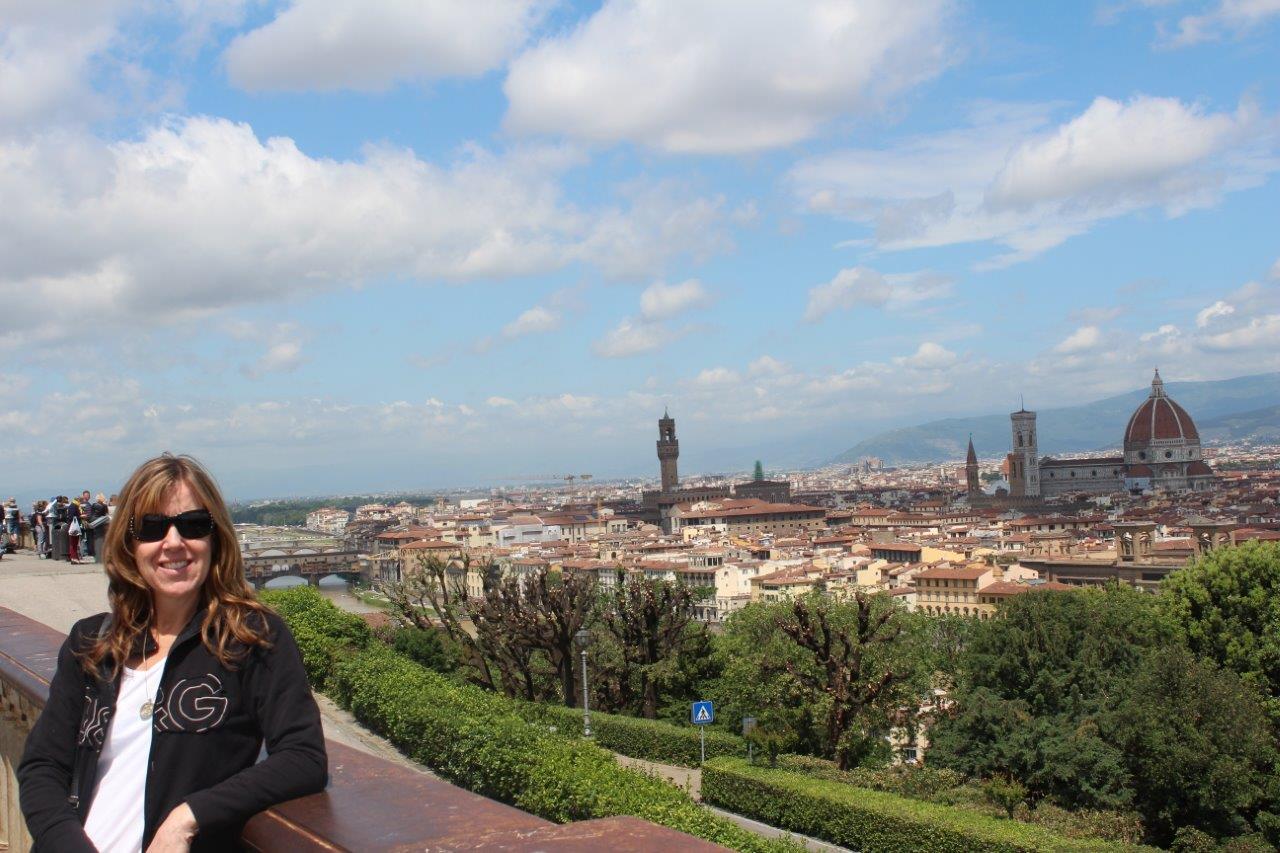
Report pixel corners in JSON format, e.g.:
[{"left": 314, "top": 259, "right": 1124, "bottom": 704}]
[{"left": 691, "top": 700, "right": 714, "bottom": 725}]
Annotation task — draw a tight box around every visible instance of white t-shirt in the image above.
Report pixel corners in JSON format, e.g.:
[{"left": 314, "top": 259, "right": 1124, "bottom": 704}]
[{"left": 84, "top": 663, "right": 165, "bottom": 853}]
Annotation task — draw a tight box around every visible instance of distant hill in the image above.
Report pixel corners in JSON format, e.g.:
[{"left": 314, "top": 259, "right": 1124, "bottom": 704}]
[
  {"left": 1197, "top": 404, "right": 1280, "bottom": 444},
  {"left": 831, "top": 373, "right": 1280, "bottom": 465}
]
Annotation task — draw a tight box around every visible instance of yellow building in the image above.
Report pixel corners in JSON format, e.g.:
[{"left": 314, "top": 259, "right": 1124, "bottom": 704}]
[{"left": 913, "top": 565, "right": 996, "bottom": 617}]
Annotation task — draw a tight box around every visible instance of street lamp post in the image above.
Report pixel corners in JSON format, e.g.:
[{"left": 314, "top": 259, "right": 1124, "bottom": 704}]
[{"left": 574, "top": 628, "right": 592, "bottom": 738}]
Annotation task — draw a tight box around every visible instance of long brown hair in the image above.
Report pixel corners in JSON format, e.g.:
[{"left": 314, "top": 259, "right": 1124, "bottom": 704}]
[{"left": 82, "top": 454, "right": 270, "bottom": 679}]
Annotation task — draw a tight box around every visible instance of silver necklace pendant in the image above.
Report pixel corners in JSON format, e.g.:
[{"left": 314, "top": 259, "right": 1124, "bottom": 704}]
[{"left": 140, "top": 700, "right": 154, "bottom": 720}]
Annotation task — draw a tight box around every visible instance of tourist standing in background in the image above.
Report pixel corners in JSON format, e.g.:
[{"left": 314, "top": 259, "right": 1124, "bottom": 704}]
[
  {"left": 5, "top": 497, "right": 19, "bottom": 551},
  {"left": 31, "top": 501, "right": 47, "bottom": 558},
  {"left": 66, "top": 497, "right": 82, "bottom": 562},
  {"left": 91, "top": 493, "right": 110, "bottom": 562},
  {"left": 80, "top": 491, "right": 97, "bottom": 560}
]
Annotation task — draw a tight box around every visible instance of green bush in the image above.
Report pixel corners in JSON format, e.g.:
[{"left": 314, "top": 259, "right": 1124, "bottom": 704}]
[
  {"left": 391, "top": 626, "right": 456, "bottom": 673},
  {"left": 261, "top": 586, "right": 373, "bottom": 646},
  {"left": 1025, "top": 803, "right": 1146, "bottom": 846},
  {"left": 261, "top": 587, "right": 373, "bottom": 689},
  {"left": 269, "top": 583, "right": 796, "bottom": 852},
  {"left": 702, "top": 757, "right": 1153, "bottom": 853},
  {"left": 774, "top": 754, "right": 966, "bottom": 799},
  {"left": 513, "top": 700, "right": 746, "bottom": 767}
]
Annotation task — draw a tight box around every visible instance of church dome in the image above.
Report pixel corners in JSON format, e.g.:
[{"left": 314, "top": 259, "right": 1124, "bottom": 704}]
[{"left": 1124, "top": 370, "right": 1199, "bottom": 446}]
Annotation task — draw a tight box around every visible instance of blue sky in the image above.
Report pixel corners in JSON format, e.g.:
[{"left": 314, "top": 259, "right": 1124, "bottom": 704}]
[{"left": 2, "top": 0, "right": 1278, "bottom": 499}]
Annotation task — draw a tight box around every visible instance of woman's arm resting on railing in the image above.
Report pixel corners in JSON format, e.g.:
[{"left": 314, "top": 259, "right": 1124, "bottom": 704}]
[{"left": 183, "top": 615, "right": 328, "bottom": 834}]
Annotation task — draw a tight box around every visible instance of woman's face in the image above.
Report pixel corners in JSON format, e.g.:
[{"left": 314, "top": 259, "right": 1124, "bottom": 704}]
[{"left": 135, "top": 480, "right": 213, "bottom": 613}]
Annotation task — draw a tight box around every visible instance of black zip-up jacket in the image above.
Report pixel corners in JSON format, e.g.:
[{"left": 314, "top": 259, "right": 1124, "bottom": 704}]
[{"left": 18, "top": 607, "right": 327, "bottom": 851}]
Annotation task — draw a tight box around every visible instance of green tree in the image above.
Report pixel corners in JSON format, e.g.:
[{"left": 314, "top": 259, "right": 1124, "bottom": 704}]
[
  {"left": 928, "top": 585, "right": 1175, "bottom": 810},
  {"left": 596, "top": 574, "right": 707, "bottom": 718},
  {"left": 1102, "top": 645, "right": 1279, "bottom": 846},
  {"left": 753, "top": 460, "right": 764, "bottom": 481},
  {"left": 985, "top": 775, "right": 1026, "bottom": 819},
  {"left": 712, "top": 599, "right": 825, "bottom": 757},
  {"left": 380, "top": 554, "right": 499, "bottom": 691},
  {"left": 713, "top": 592, "right": 928, "bottom": 770},
  {"left": 489, "top": 568, "right": 598, "bottom": 707},
  {"left": 467, "top": 571, "right": 558, "bottom": 701},
  {"left": 1161, "top": 541, "right": 1280, "bottom": 725}
]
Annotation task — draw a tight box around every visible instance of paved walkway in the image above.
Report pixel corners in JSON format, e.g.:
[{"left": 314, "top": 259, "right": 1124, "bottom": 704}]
[{"left": 0, "top": 551, "right": 111, "bottom": 632}]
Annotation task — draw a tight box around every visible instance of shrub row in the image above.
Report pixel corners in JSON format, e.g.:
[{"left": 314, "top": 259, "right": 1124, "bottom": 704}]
[
  {"left": 262, "top": 587, "right": 796, "bottom": 852},
  {"left": 774, "top": 753, "right": 966, "bottom": 799},
  {"left": 513, "top": 699, "right": 746, "bottom": 767},
  {"left": 774, "top": 752, "right": 1147, "bottom": 844},
  {"left": 702, "top": 757, "right": 1152, "bottom": 853}
]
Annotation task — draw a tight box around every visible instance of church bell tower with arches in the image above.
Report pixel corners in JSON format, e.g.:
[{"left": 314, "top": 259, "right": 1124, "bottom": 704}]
[{"left": 1008, "top": 405, "right": 1040, "bottom": 497}]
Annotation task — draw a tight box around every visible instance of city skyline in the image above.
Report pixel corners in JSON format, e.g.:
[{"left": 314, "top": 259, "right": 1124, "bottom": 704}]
[{"left": 3, "top": 1, "right": 1278, "bottom": 497}]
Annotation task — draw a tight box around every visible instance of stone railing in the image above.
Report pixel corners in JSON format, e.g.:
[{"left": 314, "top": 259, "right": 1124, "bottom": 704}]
[{"left": 0, "top": 607, "right": 724, "bottom": 852}]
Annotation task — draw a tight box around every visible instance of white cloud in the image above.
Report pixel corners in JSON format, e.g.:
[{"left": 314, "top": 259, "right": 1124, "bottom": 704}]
[
  {"left": 0, "top": 2, "right": 126, "bottom": 131},
  {"left": 748, "top": 356, "right": 788, "bottom": 377},
  {"left": 503, "top": 305, "right": 561, "bottom": 338},
  {"left": 1054, "top": 325, "right": 1104, "bottom": 354},
  {"left": 570, "top": 181, "right": 729, "bottom": 280},
  {"left": 0, "top": 117, "right": 726, "bottom": 347},
  {"left": 691, "top": 367, "right": 740, "bottom": 388},
  {"left": 791, "top": 96, "right": 1276, "bottom": 267},
  {"left": 246, "top": 341, "right": 304, "bottom": 377},
  {"left": 592, "top": 318, "right": 676, "bottom": 358},
  {"left": 593, "top": 278, "right": 711, "bottom": 358},
  {"left": 225, "top": 0, "right": 547, "bottom": 92},
  {"left": 1162, "top": 0, "right": 1280, "bottom": 46},
  {"left": 803, "top": 267, "right": 951, "bottom": 322},
  {"left": 894, "top": 341, "right": 957, "bottom": 370},
  {"left": 1200, "top": 314, "right": 1280, "bottom": 350},
  {"left": 985, "top": 96, "right": 1250, "bottom": 211},
  {"left": 1270, "top": 257, "right": 1280, "bottom": 279},
  {"left": 504, "top": 0, "right": 953, "bottom": 153},
  {"left": 1195, "top": 300, "right": 1235, "bottom": 327},
  {"left": 639, "top": 279, "right": 710, "bottom": 321},
  {"left": 486, "top": 396, "right": 517, "bottom": 407},
  {"left": 1027, "top": 274, "right": 1280, "bottom": 387}
]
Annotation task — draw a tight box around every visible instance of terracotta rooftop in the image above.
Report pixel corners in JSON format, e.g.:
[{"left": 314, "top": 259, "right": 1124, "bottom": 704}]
[{"left": 981, "top": 580, "right": 1074, "bottom": 596}]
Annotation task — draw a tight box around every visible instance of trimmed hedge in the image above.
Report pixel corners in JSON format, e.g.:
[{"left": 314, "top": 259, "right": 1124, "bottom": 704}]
[
  {"left": 703, "top": 758, "right": 1154, "bottom": 853},
  {"left": 514, "top": 700, "right": 747, "bottom": 767},
  {"left": 775, "top": 753, "right": 965, "bottom": 799},
  {"left": 261, "top": 587, "right": 374, "bottom": 689},
  {"left": 262, "top": 586, "right": 796, "bottom": 853}
]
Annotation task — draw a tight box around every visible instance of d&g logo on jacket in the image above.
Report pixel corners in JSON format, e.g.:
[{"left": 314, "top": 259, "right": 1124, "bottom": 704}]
[
  {"left": 77, "top": 696, "right": 111, "bottom": 749},
  {"left": 153, "top": 675, "right": 230, "bottom": 733}
]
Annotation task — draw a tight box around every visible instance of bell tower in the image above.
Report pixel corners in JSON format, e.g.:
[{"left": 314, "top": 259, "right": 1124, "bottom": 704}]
[
  {"left": 1009, "top": 404, "right": 1040, "bottom": 497},
  {"left": 657, "top": 409, "right": 679, "bottom": 493}
]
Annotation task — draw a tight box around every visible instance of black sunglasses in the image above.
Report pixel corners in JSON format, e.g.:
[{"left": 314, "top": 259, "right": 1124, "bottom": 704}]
[{"left": 130, "top": 509, "right": 215, "bottom": 543}]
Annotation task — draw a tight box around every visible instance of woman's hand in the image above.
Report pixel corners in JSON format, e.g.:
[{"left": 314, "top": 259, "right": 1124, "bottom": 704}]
[{"left": 145, "top": 803, "right": 198, "bottom": 853}]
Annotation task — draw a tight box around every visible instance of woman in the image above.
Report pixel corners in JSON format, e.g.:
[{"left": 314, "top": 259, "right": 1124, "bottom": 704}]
[
  {"left": 18, "top": 455, "right": 327, "bottom": 852},
  {"left": 65, "top": 497, "right": 82, "bottom": 562}
]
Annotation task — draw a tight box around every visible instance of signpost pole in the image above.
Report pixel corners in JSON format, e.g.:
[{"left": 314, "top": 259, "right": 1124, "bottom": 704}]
[{"left": 700, "top": 725, "right": 705, "bottom": 765}]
